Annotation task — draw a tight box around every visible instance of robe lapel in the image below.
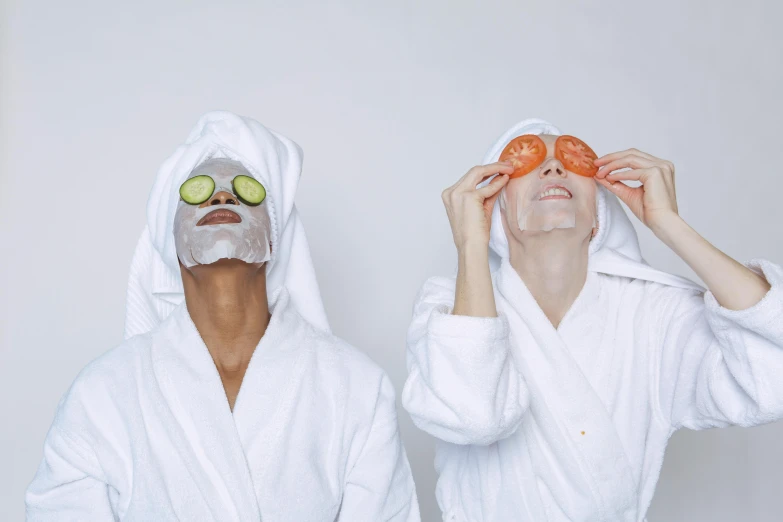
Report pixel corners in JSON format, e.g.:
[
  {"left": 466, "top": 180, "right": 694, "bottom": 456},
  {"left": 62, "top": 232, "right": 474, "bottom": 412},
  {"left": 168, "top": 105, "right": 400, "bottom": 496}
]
[
  {"left": 231, "top": 290, "right": 307, "bottom": 464},
  {"left": 496, "top": 260, "right": 639, "bottom": 521},
  {"left": 150, "top": 304, "right": 262, "bottom": 521}
]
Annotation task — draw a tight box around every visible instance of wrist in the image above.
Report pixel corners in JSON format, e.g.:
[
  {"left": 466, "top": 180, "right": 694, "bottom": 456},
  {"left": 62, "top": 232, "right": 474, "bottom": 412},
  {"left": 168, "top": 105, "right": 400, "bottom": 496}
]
[
  {"left": 650, "top": 212, "right": 689, "bottom": 245},
  {"left": 456, "top": 238, "right": 490, "bottom": 256},
  {"left": 456, "top": 242, "right": 491, "bottom": 279},
  {"left": 650, "top": 210, "right": 683, "bottom": 233},
  {"left": 454, "top": 244, "right": 497, "bottom": 318}
]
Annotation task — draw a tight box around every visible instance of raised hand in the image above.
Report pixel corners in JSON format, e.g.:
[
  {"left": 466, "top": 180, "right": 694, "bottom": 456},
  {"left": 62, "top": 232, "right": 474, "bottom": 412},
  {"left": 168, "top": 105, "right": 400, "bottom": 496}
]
[
  {"left": 441, "top": 162, "right": 513, "bottom": 318},
  {"left": 441, "top": 162, "right": 513, "bottom": 251},
  {"left": 593, "top": 148, "right": 678, "bottom": 231}
]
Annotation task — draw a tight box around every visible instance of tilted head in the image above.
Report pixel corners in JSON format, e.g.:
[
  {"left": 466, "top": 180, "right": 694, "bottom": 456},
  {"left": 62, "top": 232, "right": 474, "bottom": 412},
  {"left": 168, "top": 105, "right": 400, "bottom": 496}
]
[
  {"left": 499, "top": 134, "right": 598, "bottom": 248},
  {"left": 479, "top": 117, "right": 703, "bottom": 294},
  {"left": 174, "top": 158, "right": 272, "bottom": 269}
]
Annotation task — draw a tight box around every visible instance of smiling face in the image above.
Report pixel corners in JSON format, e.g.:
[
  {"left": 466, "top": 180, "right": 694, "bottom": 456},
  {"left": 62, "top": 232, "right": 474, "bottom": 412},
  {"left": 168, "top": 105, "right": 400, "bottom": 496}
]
[
  {"left": 173, "top": 158, "right": 272, "bottom": 268},
  {"left": 501, "top": 134, "right": 597, "bottom": 242}
]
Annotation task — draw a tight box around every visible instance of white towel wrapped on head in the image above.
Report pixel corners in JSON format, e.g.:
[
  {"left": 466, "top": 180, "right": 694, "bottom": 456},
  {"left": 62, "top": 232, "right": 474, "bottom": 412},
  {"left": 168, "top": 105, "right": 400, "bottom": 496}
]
[
  {"left": 480, "top": 118, "right": 702, "bottom": 290},
  {"left": 124, "top": 110, "right": 330, "bottom": 338}
]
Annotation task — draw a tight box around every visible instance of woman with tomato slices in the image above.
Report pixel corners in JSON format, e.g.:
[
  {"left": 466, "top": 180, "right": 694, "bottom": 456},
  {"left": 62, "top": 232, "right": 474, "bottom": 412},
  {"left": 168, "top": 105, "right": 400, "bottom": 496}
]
[{"left": 402, "top": 118, "right": 783, "bottom": 521}]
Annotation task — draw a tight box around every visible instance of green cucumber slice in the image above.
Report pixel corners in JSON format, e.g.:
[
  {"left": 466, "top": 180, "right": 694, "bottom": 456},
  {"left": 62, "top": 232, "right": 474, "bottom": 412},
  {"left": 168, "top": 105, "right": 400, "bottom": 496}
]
[
  {"left": 232, "top": 175, "right": 266, "bottom": 206},
  {"left": 180, "top": 175, "right": 215, "bottom": 205}
]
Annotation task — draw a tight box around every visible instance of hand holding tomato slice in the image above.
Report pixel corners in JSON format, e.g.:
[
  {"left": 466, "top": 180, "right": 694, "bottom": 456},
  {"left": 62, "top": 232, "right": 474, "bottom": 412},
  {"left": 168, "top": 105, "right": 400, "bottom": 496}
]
[
  {"left": 499, "top": 135, "right": 547, "bottom": 178},
  {"left": 441, "top": 162, "right": 513, "bottom": 250},
  {"left": 594, "top": 148, "right": 679, "bottom": 230}
]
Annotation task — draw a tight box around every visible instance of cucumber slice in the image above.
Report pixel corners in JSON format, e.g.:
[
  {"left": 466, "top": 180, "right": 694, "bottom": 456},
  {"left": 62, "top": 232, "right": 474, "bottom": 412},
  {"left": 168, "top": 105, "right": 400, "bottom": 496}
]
[
  {"left": 180, "top": 175, "right": 215, "bottom": 205},
  {"left": 232, "top": 175, "right": 266, "bottom": 206}
]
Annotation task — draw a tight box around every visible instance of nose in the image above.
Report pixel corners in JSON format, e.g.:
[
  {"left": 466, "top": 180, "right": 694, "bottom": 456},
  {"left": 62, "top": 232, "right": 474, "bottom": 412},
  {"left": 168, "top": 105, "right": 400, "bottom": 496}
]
[
  {"left": 538, "top": 157, "right": 566, "bottom": 179},
  {"left": 199, "top": 190, "right": 239, "bottom": 208}
]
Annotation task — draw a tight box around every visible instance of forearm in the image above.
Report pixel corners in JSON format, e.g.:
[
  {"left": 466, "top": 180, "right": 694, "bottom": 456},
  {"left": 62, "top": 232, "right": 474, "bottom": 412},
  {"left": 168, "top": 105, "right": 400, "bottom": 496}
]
[
  {"left": 453, "top": 243, "right": 497, "bottom": 317},
  {"left": 653, "top": 213, "right": 770, "bottom": 310}
]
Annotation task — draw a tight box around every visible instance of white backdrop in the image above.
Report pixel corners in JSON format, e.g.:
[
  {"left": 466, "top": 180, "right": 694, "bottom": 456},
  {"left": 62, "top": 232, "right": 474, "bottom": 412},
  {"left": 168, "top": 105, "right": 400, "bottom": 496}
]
[{"left": 2, "top": 1, "right": 782, "bottom": 520}]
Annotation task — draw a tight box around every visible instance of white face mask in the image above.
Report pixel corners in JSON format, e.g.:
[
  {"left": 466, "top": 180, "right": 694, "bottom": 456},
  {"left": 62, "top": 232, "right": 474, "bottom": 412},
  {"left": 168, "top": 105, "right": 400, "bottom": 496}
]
[
  {"left": 173, "top": 159, "right": 272, "bottom": 268},
  {"left": 500, "top": 174, "right": 597, "bottom": 239},
  {"left": 500, "top": 179, "right": 577, "bottom": 232}
]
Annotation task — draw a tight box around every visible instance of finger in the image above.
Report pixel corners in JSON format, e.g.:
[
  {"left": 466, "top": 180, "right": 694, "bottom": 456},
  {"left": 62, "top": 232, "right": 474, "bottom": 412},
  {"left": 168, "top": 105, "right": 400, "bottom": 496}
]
[
  {"left": 594, "top": 155, "right": 654, "bottom": 178},
  {"left": 470, "top": 162, "right": 514, "bottom": 186},
  {"left": 453, "top": 165, "right": 484, "bottom": 187},
  {"left": 597, "top": 178, "right": 641, "bottom": 204},
  {"left": 476, "top": 174, "right": 509, "bottom": 198},
  {"left": 594, "top": 148, "right": 656, "bottom": 167},
  {"left": 605, "top": 166, "right": 663, "bottom": 183},
  {"left": 485, "top": 187, "right": 504, "bottom": 211},
  {"left": 462, "top": 162, "right": 515, "bottom": 188},
  {"left": 595, "top": 178, "right": 614, "bottom": 191}
]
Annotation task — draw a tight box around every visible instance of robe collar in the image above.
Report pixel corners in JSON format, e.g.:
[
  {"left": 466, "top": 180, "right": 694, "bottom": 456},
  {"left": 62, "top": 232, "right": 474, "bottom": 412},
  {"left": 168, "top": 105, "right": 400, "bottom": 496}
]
[
  {"left": 496, "top": 259, "right": 639, "bottom": 521},
  {"left": 148, "top": 287, "right": 308, "bottom": 520}
]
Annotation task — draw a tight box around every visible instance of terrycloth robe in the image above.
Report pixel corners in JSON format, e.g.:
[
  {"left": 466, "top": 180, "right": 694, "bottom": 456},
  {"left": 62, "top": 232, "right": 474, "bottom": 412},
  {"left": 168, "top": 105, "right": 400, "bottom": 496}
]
[
  {"left": 402, "top": 258, "right": 783, "bottom": 521},
  {"left": 27, "top": 289, "right": 420, "bottom": 522}
]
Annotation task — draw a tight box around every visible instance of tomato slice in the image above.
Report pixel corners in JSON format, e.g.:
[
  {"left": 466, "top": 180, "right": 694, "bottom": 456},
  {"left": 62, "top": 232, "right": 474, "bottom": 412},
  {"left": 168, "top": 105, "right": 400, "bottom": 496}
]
[
  {"left": 499, "top": 135, "right": 547, "bottom": 178},
  {"left": 555, "top": 135, "right": 598, "bottom": 177}
]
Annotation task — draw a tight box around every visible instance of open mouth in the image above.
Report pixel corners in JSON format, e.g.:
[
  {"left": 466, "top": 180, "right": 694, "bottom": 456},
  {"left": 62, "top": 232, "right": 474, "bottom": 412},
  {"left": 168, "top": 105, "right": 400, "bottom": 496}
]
[
  {"left": 197, "top": 208, "right": 242, "bottom": 226},
  {"left": 538, "top": 185, "right": 572, "bottom": 201}
]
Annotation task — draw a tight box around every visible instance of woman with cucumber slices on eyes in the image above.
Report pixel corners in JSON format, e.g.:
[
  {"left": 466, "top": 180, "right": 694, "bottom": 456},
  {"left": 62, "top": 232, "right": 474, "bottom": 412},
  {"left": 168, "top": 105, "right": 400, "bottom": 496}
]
[{"left": 26, "top": 111, "right": 421, "bottom": 522}]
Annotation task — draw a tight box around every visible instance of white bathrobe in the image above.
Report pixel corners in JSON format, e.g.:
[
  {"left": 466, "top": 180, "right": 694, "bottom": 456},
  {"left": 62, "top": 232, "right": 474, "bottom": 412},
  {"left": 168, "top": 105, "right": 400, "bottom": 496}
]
[
  {"left": 27, "top": 289, "right": 419, "bottom": 521},
  {"left": 402, "top": 119, "right": 783, "bottom": 521},
  {"left": 27, "top": 112, "right": 420, "bottom": 521},
  {"left": 404, "top": 258, "right": 783, "bottom": 521}
]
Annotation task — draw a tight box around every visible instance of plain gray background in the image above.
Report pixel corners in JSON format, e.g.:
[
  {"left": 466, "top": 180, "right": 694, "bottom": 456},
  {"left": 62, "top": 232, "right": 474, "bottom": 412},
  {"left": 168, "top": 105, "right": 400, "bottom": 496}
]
[{"left": 2, "top": 0, "right": 782, "bottom": 520}]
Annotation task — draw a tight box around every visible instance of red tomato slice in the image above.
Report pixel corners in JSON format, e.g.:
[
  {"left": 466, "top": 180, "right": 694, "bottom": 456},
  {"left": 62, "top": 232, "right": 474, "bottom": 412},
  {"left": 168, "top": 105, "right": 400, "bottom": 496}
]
[
  {"left": 499, "top": 135, "right": 547, "bottom": 178},
  {"left": 555, "top": 135, "right": 598, "bottom": 177}
]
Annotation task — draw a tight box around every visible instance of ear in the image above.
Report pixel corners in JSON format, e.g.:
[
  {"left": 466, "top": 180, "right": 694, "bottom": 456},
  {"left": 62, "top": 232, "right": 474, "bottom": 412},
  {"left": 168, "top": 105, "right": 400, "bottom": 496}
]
[{"left": 590, "top": 226, "right": 598, "bottom": 240}]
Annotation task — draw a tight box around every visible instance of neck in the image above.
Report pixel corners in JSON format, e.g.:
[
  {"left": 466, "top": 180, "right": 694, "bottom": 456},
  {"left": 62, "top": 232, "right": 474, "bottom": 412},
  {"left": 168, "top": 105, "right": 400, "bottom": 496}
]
[
  {"left": 508, "top": 230, "right": 590, "bottom": 328},
  {"left": 180, "top": 259, "right": 270, "bottom": 377}
]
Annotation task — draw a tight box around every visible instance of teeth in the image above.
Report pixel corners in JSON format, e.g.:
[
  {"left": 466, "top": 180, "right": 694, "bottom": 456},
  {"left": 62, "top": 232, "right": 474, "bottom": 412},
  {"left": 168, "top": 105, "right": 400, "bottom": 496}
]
[{"left": 539, "top": 188, "right": 571, "bottom": 199}]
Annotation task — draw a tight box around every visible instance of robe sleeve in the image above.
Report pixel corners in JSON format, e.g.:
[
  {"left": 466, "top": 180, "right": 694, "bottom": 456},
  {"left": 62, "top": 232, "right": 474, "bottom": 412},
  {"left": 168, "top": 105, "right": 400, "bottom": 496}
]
[
  {"left": 657, "top": 259, "right": 783, "bottom": 431},
  {"left": 337, "top": 374, "right": 420, "bottom": 522},
  {"left": 401, "top": 277, "right": 529, "bottom": 446},
  {"left": 26, "top": 424, "right": 117, "bottom": 521}
]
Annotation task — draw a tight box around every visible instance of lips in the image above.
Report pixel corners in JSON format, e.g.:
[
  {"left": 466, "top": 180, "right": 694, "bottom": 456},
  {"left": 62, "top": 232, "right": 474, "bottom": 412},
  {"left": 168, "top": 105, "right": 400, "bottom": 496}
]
[
  {"left": 197, "top": 208, "right": 242, "bottom": 226},
  {"left": 538, "top": 184, "right": 573, "bottom": 201}
]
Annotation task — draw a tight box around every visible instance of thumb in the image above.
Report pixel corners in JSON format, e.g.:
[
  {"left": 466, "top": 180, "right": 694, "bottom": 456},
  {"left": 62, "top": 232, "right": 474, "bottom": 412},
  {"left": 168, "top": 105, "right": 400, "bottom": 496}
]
[
  {"left": 597, "top": 178, "right": 645, "bottom": 221},
  {"left": 485, "top": 189, "right": 503, "bottom": 211},
  {"left": 477, "top": 174, "right": 509, "bottom": 198},
  {"left": 598, "top": 178, "right": 638, "bottom": 205}
]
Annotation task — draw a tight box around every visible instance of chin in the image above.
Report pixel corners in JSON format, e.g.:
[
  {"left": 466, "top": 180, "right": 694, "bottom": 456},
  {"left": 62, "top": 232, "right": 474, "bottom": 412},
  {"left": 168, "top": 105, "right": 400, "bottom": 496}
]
[
  {"left": 210, "top": 258, "right": 250, "bottom": 266},
  {"left": 515, "top": 224, "right": 594, "bottom": 242},
  {"left": 188, "top": 258, "right": 266, "bottom": 274}
]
